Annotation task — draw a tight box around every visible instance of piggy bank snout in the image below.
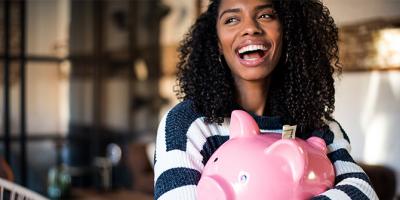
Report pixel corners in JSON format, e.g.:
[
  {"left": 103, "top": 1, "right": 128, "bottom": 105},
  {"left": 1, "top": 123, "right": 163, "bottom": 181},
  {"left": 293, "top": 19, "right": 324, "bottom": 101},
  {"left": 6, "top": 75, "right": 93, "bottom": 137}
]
[{"left": 197, "top": 175, "right": 233, "bottom": 200}]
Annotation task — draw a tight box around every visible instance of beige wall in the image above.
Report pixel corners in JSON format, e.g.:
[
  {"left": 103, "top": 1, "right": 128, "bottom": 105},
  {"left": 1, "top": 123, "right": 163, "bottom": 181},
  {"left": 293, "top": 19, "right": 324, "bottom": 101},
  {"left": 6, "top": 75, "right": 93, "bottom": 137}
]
[
  {"left": 27, "top": 0, "right": 69, "bottom": 57},
  {"left": 0, "top": 63, "right": 69, "bottom": 136},
  {"left": 324, "top": 0, "right": 400, "bottom": 26},
  {"left": 0, "top": 0, "right": 70, "bottom": 136}
]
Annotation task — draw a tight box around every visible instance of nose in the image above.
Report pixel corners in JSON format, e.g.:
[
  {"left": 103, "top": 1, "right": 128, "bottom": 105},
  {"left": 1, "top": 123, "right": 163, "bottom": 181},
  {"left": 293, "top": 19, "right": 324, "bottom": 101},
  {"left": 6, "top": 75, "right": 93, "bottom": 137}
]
[
  {"left": 196, "top": 175, "right": 234, "bottom": 200},
  {"left": 241, "top": 18, "right": 262, "bottom": 36}
]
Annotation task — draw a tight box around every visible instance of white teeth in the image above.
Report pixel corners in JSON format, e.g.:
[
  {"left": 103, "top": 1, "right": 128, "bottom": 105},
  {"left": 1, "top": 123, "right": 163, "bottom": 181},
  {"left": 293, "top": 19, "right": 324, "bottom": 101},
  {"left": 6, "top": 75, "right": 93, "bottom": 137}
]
[{"left": 238, "top": 45, "right": 267, "bottom": 54}]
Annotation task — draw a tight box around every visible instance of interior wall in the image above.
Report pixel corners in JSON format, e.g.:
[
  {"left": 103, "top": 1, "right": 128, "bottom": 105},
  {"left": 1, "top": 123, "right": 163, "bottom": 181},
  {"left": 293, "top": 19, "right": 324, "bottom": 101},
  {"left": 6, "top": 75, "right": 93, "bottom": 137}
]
[
  {"left": 0, "top": 75, "right": 66, "bottom": 136},
  {"left": 324, "top": 0, "right": 400, "bottom": 194},
  {"left": 26, "top": 63, "right": 67, "bottom": 135},
  {"left": 27, "top": 0, "right": 69, "bottom": 57},
  {"left": 103, "top": 78, "right": 130, "bottom": 132},
  {"left": 334, "top": 72, "right": 400, "bottom": 176},
  {"left": 25, "top": 0, "right": 70, "bottom": 135},
  {"left": 324, "top": 0, "right": 400, "bottom": 26}
]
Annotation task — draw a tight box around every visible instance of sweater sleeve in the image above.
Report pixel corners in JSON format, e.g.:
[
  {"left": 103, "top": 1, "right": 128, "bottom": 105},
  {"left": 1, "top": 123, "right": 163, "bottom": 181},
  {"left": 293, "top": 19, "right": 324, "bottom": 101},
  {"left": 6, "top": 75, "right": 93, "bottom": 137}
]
[
  {"left": 311, "top": 120, "right": 379, "bottom": 200},
  {"left": 153, "top": 102, "right": 206, "bottom": 200}
]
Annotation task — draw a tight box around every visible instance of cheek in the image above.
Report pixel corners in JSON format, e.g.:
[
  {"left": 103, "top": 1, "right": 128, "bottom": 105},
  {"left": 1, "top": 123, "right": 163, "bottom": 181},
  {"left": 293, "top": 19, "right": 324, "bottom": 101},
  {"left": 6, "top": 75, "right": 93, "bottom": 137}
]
[
  {"left": 269, "top": 29, "right": 283, "bottom": 58},
  {"left": 276, "top": 31, "right": 283, "bottom": 47},
  {"left": 275, "top": 37, "right": 283, "bottom": 57},
  {"left": 216, "top": 27, "right": 223, "bottom": 45},
  {"left": 265, "top": 22, "right": 283, "bottom": 44},
  {"left": 218, "top": 38, "right": 229, "bottom": 52},
  {"left": 217, "top": 30, "right": 223, "bottom": 52},
  {"left": 217, "top": 29, "right": 235, "bottom": 53}
]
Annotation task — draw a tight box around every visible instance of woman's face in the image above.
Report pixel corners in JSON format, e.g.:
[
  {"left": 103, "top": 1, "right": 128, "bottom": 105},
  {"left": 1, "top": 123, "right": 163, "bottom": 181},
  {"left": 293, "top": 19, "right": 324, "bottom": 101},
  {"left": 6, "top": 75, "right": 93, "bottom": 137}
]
[{"left": 216, "top": 0, "right": 282, "bottom": 83}]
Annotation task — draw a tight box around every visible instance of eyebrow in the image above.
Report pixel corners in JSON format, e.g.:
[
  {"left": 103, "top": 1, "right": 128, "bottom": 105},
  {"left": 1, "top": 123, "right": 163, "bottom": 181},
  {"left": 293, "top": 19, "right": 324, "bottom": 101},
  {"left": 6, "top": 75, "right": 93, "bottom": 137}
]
[{"left": 219, "top": 4, "right": 274, "bottom": 20}]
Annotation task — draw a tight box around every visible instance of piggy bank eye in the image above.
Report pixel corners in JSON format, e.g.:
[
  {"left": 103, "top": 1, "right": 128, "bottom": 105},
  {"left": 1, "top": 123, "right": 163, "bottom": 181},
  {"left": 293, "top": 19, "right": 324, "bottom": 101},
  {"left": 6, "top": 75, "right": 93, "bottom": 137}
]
[
  {"left": 238, "top": 171, "right": 249, "bottom": 184},
  {"left": 240, "top": 175, "right": 248, "bottom": 183},
  {"left": 213, "top": 157, "right": 219, "bottom": 162}
]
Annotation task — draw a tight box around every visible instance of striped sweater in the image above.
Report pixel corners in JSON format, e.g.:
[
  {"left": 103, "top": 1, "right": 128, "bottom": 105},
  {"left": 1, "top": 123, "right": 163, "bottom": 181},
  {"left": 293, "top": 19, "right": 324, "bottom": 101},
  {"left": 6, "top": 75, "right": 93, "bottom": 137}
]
[{"left": 154, "top": 100, "right": 378, "bottom": 200}]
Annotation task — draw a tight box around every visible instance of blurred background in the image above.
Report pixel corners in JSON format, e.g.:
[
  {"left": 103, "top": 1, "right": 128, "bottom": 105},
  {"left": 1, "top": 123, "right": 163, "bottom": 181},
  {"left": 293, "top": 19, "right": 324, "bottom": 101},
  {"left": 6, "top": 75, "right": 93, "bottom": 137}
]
[{"left": 0, "top": 0, "right": 399, "bottom": 199}]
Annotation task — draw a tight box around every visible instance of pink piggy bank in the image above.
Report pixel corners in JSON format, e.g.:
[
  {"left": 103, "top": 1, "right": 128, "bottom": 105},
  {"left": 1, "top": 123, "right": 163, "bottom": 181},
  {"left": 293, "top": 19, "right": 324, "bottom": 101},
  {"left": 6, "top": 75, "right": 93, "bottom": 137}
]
[{"left": 196, "top": 110, "right": 335, "bottom": 200}]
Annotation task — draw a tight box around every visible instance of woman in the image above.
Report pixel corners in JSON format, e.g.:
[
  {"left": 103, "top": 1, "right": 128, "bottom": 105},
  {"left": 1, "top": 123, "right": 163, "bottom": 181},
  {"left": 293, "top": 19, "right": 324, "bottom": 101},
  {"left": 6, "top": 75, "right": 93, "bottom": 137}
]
[{"left": 154, "top": 0, "right": 378, "bottom": 199}]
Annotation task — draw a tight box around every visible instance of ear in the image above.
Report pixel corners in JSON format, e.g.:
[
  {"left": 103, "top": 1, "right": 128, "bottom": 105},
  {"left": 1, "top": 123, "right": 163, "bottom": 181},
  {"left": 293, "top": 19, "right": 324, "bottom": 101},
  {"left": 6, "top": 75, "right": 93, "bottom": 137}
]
[
  {"left": 229, "top": 110, "right": 260, "bottom": 139},
  {"left": 264, "top": 140, "right": 306, "bottom": 183},
  {"left": 306, "top": 137, "right": 327, "bottom": 154}
]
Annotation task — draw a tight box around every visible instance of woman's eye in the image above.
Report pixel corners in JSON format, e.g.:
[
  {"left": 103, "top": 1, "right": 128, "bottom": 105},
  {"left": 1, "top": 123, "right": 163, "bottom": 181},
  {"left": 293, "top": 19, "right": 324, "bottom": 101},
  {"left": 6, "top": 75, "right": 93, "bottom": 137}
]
[
  {"left": 259, "top": 13, "right": 275, "bottom": 20},
  {"left": 259, "top": 14, "right": 271, "bottom": 19},
  {"left": 224, "top": 17, "right": 239, "bottom": 24},
  {"left": 259, "top": 10, "right": 277, "bottom": 20}
]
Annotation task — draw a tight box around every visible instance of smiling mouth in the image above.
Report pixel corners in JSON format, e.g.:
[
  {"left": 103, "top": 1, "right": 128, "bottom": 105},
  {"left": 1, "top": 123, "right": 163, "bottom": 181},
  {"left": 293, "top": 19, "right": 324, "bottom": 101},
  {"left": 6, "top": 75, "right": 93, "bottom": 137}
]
[{"left": 237, "top": 44, "right": 268, "bottom": 61}]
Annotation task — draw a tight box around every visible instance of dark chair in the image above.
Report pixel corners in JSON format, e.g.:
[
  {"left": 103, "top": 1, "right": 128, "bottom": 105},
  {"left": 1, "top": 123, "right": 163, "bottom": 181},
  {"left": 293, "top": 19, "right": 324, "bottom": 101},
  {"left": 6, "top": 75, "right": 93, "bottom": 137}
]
[{"left": 360, "top": 163, "right": 397, "bottom": 200}]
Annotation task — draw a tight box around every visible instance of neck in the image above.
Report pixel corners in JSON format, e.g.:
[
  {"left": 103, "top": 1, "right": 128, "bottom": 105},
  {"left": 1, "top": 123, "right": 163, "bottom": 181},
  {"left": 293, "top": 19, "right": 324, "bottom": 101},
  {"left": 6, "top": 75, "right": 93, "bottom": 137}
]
[{"left": 235, "top": 78, "right": 271, "bottom": 116}]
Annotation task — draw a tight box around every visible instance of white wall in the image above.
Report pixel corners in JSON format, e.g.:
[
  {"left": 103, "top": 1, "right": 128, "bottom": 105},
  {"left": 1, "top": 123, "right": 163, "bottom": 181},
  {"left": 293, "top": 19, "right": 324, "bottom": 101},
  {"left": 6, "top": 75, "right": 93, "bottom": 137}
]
[
  {"left": 324, "top": 0, "right": 400, "bottom": 194},
  {"left": 334, "top": 71, "right": 400, "bottom": 195},
  {"left": 334, "top": 72, "right": 400, "bottom": 162}
]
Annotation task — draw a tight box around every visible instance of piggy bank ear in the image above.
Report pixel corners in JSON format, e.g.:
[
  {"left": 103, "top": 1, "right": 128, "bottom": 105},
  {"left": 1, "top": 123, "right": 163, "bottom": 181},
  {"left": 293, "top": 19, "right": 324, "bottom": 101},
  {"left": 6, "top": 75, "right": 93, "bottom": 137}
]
[
  {"left": 306, "top": 136, "right": 328, "bottom": 154},
  {"left": 230, "top": 110, "right": 260, "bottom": 139},
  {"left": 264, "top": 140, "right": 306, "bottom": 183}
]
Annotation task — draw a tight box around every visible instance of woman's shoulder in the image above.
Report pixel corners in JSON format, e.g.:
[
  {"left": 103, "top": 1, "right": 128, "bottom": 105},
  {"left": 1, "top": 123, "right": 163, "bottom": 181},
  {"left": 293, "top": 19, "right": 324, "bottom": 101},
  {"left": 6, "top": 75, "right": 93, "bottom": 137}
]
[
  {"left": 310, "top": 118, "right": 351, "bottom": 148},
  {"left": 158, "top": 100, "right": 228, "bottom": 152},
  {"left": 159, "top": 100, "right": 204, "bottom": 149},
  {"left": 323, "top": 118, "right": 350, "bottom": 141},
  {"left": 163, "top": 100, "right": 204, "bottom": 123}
]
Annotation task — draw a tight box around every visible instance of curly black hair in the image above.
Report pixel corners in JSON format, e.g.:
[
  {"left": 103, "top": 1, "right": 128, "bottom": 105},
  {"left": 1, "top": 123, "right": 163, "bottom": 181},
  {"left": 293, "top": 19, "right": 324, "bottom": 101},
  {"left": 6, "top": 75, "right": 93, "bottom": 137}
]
[{"left": 175, "top": 0, "right": 341, "bottom": 135}]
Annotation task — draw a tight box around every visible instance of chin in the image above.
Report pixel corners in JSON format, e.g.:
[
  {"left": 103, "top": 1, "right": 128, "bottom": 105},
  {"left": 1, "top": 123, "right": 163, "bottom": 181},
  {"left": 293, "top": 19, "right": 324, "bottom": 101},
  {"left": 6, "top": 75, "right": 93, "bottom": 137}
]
[{"left": 240, "top": 72, "right": 272, "bottom": 82}]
